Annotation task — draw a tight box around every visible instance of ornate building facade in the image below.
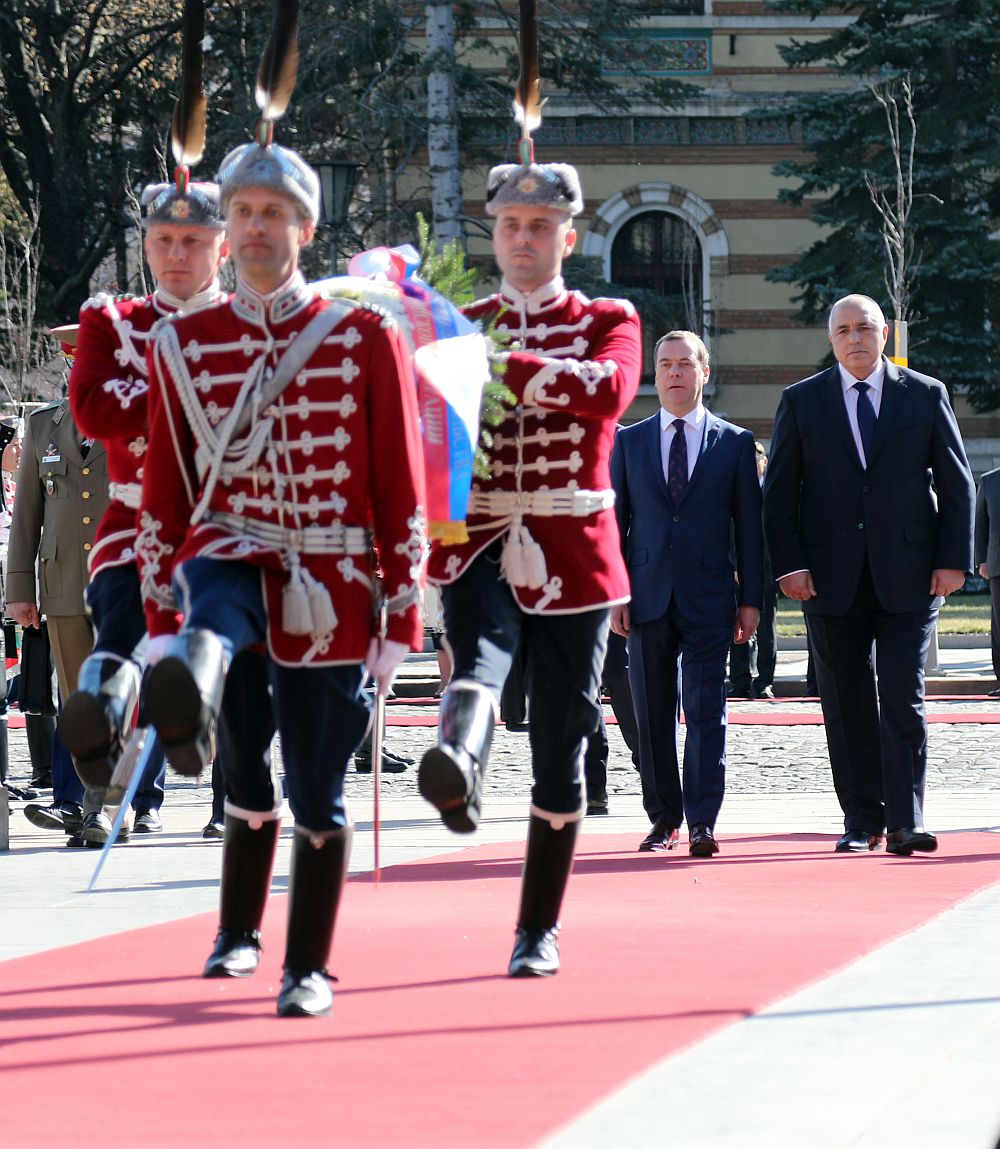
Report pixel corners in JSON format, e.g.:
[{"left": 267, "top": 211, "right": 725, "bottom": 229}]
[{"left": 446, "top": 1, "right": 995, "bottom": 467}]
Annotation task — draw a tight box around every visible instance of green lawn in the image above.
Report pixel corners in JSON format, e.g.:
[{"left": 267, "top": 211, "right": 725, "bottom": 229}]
[{"left": 777, "top": 592, "right": 991, "bottom": 636}]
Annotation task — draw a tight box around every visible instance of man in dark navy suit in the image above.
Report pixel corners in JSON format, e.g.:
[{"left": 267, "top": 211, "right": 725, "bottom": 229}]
[
  {"left": 610, "top": 330, "right": 763, "bottom": 856},
  {"left": 763, "top": 294, "right": 974, "bottom": 855}
]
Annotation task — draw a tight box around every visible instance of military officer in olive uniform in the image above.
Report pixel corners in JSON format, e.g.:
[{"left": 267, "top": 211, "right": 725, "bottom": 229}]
[
  {"left": 6, "top": 399, "right": 108, "bottom": 695},
  {"left": 6, "top": 399, "right": 108, "bottom": 837}
]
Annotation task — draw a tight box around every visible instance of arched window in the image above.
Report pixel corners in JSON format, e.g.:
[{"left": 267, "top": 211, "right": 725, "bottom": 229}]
[{"left": 611, "top": 211, "right": 703, "bottom": 384}]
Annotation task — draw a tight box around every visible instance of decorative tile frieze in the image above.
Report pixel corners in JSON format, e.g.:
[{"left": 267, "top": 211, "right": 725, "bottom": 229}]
[
  {"left": 689, "top": 117, "right": 740, "bottom": 144},
  {"left": 576, "top": 118, "right": 631, "bottom": 145},
  {"left": 633, "top": 117, "right": 686, "bottom": 144},
  {"left": 745, "top": 117, "right": 794, "bottom": 144},
  {"left": 602, "top": 32, "right": 711, "bottom": 76}
]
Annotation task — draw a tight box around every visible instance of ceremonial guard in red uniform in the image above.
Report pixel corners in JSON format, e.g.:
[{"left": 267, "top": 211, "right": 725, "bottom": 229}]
[
  {"left": 59, "top": 180, "right": 234, "bottom": 843},
  {"left": 137, "top": 136, "right": 426, "bottom": 1018},
  {"left": 419, "top": 160, "right": 642, "bottom": 976}
]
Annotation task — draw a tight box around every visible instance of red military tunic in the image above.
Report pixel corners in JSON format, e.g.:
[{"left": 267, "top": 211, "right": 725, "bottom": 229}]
[
  {"left": 138, "top": 273, "right": 426, "bottom": 667},
  {"left": 428, "top": 276, "right": 641, "bottom": 612},
  {"left": 69, "top": 286, "right": 223, "bottom": 578}
]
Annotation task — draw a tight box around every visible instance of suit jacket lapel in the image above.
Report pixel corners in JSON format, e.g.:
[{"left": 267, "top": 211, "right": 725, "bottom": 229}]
[
  {"left": 868, "top": 358, "right": 906, "bottom": 468},
  {"left": 645, "top": 413, "right": 671, "bottom": 502},
  {"left": 52, "top": 408, "right": 80, "bottom": 463},
  {"left": 818, "top": 365, "right": 863, "bottom": 469},
  {"left": 86, "top": 437, "right": 106, "bottom": 466},
  {"left": 684, "top": 415, "right": 720, "bottom": 499},
  {"left": 51, "top": 403, "right": 105, "bottom": 467}
]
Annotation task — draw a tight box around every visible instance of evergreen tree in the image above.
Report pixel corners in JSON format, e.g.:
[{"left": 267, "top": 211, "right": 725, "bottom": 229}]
[{"left": 764, "top": 0, "right": 1000, "bottom": 408}]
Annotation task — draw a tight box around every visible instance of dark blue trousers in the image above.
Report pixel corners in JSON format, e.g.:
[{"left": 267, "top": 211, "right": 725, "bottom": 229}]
[
  {"left": 51, "top": 727, "right": 83, "bottom": 805},
  {"left": 441, "top": 544, "right": 609, "bottom": 816},
  {"left": 214, "top": 647, "right": 277, "bottom": 818},
  {"left": 176, "top": 558, "right": 369, "bottom": 831},
  {"left": 628, "top": 599, "right": 731, "bottom": 829}
]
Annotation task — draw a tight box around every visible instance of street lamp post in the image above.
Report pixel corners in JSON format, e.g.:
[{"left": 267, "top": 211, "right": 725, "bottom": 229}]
[{"left": 315, "top": 159, "right": 359, "bottom": 274}]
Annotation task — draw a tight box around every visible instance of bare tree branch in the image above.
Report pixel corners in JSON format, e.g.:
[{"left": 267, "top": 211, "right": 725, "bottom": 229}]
[{"left": 865, "top": 75, "right": 917, "bottom": 324}]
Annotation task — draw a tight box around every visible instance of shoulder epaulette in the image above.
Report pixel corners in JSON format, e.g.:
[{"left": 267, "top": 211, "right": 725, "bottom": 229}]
[
  {"left": 570, "top": 290, "right": 636, "bottom": 318},
  {"left": 467, "top": 294, "right": 499, "bottom": 310},
  {"left": 32, "top": 400, "right": 64, "bottom": 422}
]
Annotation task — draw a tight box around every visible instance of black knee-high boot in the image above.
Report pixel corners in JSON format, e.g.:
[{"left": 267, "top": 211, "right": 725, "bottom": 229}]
[
  {"left": 508, "top": 813, "right": 581, "bottom": 978},
  {"left": 203, "top": 814, "right": 281, "bottom": 978},
  {"left": 144, "top": 630, "right": 228, "bottom": 776},
  {"left": 277, "top": 825, "right": 352, "bottom": 1018},
  {"left": 418, "top": 681, "right": 497, "bottom": 834}
]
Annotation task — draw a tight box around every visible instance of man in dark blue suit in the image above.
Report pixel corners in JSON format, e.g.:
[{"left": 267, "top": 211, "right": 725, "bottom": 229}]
[
  {"left": 610, "top": 330, "right": 763, "bottom": 856},
  {"left": 763, "top": 294, "right": 974, "bottom": 855}
]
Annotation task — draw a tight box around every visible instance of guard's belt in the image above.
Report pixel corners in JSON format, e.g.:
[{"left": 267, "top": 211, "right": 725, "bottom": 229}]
[
  {"left": 204, "top": 511, "right": 371, "bottom": 556},
  {"left": 467, "top": 487, "right": 615, "bottom": 518}
]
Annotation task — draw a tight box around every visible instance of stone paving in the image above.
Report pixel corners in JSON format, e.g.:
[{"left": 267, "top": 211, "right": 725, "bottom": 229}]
[
  {"left": 5, "top": 647, "right": 1000, "bottom": 823},
  {"left": 356, "top": 697, "right": 1000, "bottom": 802},
  {"left": 8, "top": 698, "right": 1000, "bottom": 811}
]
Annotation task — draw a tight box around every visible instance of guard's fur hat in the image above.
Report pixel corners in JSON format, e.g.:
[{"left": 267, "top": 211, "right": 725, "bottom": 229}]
[
  {"left": 217, "top": 142, "right": 321, "bottom": 223},
  {"left": 141, "top": 181, "right": 224, "bottom": 229},
  {"left": 485, "top": 163, "right": 583, "bottom": 217}
]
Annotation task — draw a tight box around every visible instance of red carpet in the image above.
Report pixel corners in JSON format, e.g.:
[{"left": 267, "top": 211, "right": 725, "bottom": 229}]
[
  {"left": 2, "top": 832, "right": 999, "bottom": 1147},
  {"left": 723, "top": 710, "right": 1000, "bottom": 725}
]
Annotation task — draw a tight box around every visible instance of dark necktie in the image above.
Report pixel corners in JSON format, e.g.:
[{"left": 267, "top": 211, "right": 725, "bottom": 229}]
[
  {"left": 667, "top": 418, "right": 688, "bottom": 505},
  {"left": 854, "top": 381, "right": 877, "bottom": 466}
]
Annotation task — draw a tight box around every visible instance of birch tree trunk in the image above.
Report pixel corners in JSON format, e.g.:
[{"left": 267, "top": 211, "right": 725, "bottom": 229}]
[{"left": 425, "top": 2, "right": 465, "bottom": 248}]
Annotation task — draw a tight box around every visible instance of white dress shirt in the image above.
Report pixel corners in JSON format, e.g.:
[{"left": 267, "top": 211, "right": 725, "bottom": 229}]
[
  {"left": 659, "top": 403, "right": 706, "bottom": 484},
  {"left": 839, "top": 360, "right": 885, "bottom": 468}
]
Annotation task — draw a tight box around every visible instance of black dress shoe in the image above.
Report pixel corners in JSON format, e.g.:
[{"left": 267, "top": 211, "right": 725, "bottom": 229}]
[
  {"left": 753, "top": 684, "right": 775, "bottom": 700},
  {"left": 988, "top": 686, "right": 1000, "bottom": 698},
  {"left": 508, "top": 927, "right": 560, "bottom": 977},
  {"left": 24, "top": 801, "right": 83, "bottom": 834},
  {"left": 203, "top": 928, "right": 262, "bottom": 978},
  {"left": 276, "top": 968, "right": 334, "bottom": 1017},
  {"left": 835, "top": 830, "right": 883, "bottom": 853},
  {"left": 5, "top": 783, "right": 39, "bottom": 801},
  {"left": 354, "top": 746, "right": 410, "bottom": 773},
  {"left": 202, "top": 821, "right": 225, "bottom": 839},
  {"left": 77, "top": 809, "right": 130, "bottom": 847},
  {"left": 586, "top": 796, "right": 609, "bottom": 816},
  {"left": 132, "top": 808, "right": 163, "bottom": 833},
  {"left": 886, "top": 828, "right": 938, "bottom": 856},
  {"left": 726, "top": 683, "right": 752, "bottom": 699},
  {"left": 638, "top": 818, "right": 679, "bottom": 852},
  {"left": 689, "top": 823, "right": 720, "bottom": 856},
  {"left": 29, "top": 771, "right": 52, "bottom": 788},
  {"left": 81, "top": 809, "right": 113, "bottom": 845}
]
